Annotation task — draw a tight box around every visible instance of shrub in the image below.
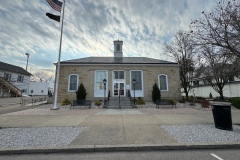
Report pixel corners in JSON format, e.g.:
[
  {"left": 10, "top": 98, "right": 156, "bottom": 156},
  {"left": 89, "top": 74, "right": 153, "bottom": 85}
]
[
  {"left": 152, "top": 82, "right": 161, "bottom": 103},
  {"left": 94, "top": 100, "right": 102, "bottom": 106},
  {"left": 229, "top": 97, "right": 240, "bottom": 109},
  {"left": 201, "top": 100, "right": 210, "bottom": 108},
  {"left": 168, "top": 99, "right": 176, "bottom": 105},
  {"left": 196, "top": 96, "right": 206, "bottom": 100},
  {"left": 61, "top": 98, "right": 71, "bottom": 106},
  {"left": 76, "top": 82, "right": 87, "bottom": 100},
  {"left": 209, "top": 92, "right": 213, "bottom": 99},
  {"left": 178, "top": 99, "right": 185, "bottom": 103},
  {"left": 136, "top": 97, "right": 145, "bottom": 105}
]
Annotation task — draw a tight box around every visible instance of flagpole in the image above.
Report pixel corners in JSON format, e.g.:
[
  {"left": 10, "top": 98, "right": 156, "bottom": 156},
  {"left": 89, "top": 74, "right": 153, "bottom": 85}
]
[{"left": 52, "top": 0, "right": 65, "bottom": 109}]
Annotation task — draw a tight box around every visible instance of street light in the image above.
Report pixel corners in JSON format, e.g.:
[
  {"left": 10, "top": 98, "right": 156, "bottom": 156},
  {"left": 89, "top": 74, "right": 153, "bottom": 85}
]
[
  {"left": 25, "top": 53, "right": 30, "bottom": 71},
  {"left": 103, "top": 79, "right": 107, "bottom": 108},
  {"left": 132, "top": 79, "right": 136, "bottom": 105}
]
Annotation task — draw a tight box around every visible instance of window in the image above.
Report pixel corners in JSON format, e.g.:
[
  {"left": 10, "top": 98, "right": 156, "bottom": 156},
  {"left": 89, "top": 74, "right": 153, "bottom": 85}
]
[
  {"left": 117, "top": 44, "right": 120, "bottom": 51},
  {"left": 131, "top": 71, "right": 142, "bottom": 90},
  {"left": 113, "top": 71, "right": 124, "bottom": 79},
  {"left": 21, "top": 89, "right": 27, "bottom": 93},
  {"left": 17, "top": 75, "right": 24, "bottom": 82},
  {"left": 95, "top": 71, "right": 107, "bottom": 90},
  {"left": 193, "top": 80, "right": 199, "bottom": 86},
  {"left": 158, "top": 74, "right": 168, "bottom": 91},
  {"left": 4, "top": 73, "right": 11, "bottom": 81},
  {"left": 229, "top": 76, "right": 234, "bottom": 82},
  {"left": 68, "top": 74, "right": 78, "bottom": 92}
]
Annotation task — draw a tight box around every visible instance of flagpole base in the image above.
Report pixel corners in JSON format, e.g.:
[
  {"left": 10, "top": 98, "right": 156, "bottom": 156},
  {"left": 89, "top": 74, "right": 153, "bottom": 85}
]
[{"left": 51, "top": 107, "right": 59, "bottom": 110}]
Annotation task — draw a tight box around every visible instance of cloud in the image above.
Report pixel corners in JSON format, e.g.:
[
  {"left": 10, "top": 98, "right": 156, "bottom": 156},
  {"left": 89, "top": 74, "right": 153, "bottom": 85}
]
[{"left": 0, "top": 0, "right": 215, "bottom": 75}]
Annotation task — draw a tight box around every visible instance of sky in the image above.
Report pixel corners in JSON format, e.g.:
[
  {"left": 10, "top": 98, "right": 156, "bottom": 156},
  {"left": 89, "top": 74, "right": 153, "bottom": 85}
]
[{"left": 0, "top": 0, "right": 216, "bottom": 79}]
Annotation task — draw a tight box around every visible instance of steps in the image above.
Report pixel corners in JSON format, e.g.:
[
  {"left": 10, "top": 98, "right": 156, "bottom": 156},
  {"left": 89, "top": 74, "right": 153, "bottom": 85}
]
[
  {"left": 107, "top": 97, "right": 133, "bottom": 109},
  {"left": 0, "top": 77, "right": 22, "bottom": 97}
]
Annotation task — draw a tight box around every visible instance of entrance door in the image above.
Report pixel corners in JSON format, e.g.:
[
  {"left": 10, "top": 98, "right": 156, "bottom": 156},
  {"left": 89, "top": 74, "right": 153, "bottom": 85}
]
[{"left": 113, "top": 82, "right": 125, "bottom": 97}]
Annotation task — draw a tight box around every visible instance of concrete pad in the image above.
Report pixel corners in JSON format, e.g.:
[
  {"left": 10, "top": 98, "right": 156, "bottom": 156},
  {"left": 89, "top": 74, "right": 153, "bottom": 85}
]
[
  {"left": 81, "top": 115, "right": 122, "bottom": 126},
  {"left": 122, "top": 115, "right": 165, "bottom": 125},
  {"left": 154, "top": 114, "right": 213, "bottom": 125},
  {"left": 0, "top": 115, "right": 54, "bottom": 128},
  {"left": 70, "top": 126, "right": 127, "bottom": 145},
  {"left": 124, "top": 125, "right": 177, "bottom": 144},
  {"left": 97, "top": 109, "right": 143, "bottom": 115},
  {"left": 37, "top": 115, "right": 89, "bottom": 127},
  {"left": 232, "top": 112, "right": 240, "bottom": 124}
]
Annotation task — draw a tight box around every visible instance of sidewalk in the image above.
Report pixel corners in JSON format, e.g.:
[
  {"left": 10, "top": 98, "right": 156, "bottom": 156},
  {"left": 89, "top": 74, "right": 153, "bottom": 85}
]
[{"left": 0, "top": 105, "right": 240, "bottom": 154}]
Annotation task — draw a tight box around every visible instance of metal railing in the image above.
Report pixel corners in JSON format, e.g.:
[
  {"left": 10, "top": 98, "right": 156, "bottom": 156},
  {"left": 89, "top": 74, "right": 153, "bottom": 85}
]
[
  {"left": 21, "top": 96, "right": 47, "bottom": 106},
  {"left": 0, "top": 77, "right": 22, "bottom": 97},
  {"left": 108, "top": 90, "right": 110, "bottom": 103},
  {"left": 128, "top": 90, "right": 133, "bottom": 105}
]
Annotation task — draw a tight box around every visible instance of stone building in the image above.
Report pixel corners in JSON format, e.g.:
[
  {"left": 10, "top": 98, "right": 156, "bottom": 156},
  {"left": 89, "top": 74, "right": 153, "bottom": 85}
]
[{"left": 55, "top": 40, "right": 181, "bottom": 103}]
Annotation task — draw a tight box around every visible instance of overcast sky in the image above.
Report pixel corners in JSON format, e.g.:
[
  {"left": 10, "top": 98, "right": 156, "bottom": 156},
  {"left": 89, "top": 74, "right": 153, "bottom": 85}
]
[{"left": 0, "top": 0, "right": 216, "bottom": 77}]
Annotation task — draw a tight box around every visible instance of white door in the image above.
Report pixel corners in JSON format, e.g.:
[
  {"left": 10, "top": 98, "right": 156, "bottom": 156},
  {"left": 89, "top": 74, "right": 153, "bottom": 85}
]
[{"left": 113, "top": 82, "right": 125, "bottom": 97}]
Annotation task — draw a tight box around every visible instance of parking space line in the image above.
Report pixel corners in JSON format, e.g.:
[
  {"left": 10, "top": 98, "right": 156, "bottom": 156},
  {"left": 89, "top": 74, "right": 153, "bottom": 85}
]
[{"left": 210, "top": 153, "right": 224, "bottom": 160}]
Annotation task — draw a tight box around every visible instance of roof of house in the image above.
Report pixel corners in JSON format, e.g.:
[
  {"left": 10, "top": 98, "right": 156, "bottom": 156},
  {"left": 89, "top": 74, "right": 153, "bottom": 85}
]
[
  {"left": 60, "top": 57, "right": 178, "bottom": 65},
  {"left": 0, "top": 61, "right": 32, "bottom": 76}
]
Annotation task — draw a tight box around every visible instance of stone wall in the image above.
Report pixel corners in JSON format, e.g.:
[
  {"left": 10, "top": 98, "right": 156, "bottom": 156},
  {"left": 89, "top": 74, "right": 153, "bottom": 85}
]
[{"left": 55, "top": 64, "right": 181, "bottom": 103}]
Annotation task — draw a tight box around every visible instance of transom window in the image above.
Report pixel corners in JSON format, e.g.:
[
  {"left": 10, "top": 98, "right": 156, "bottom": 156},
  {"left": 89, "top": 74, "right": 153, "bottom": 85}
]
[
  {"left": 95, "top": 71, "right": 107, "bottom": 90},
  {"left": 158, "top": 74, "right": 168, "bottom": 91},
  {"left": 113, "top": 71, "right": 124, "bottom": 79},
  {"left": 68, "top": 74, "right": 79, "bottom": 92},
  {"left": 131, "top": 71, "right": 142, "bottom": 90}
]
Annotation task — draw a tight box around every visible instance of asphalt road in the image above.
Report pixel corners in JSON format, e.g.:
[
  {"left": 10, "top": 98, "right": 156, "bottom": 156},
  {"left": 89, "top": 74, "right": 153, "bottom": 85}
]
[{"left": 0, "top": 149, "right": 239, "bottom": 160}]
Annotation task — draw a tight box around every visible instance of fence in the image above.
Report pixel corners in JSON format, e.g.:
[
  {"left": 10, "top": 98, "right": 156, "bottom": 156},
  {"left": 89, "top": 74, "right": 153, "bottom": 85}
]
[{"left": 21, "top": 96, "right": 47, "bottom": 106}]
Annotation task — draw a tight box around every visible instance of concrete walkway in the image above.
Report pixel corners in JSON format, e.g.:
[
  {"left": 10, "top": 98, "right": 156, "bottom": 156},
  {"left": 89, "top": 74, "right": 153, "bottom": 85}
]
[{"left": 0, "top": 105, "right": 240, "bottom": 154}]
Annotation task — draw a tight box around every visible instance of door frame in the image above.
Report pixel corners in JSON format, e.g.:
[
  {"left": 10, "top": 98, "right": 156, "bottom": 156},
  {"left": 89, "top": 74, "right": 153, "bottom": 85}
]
[{"left": 112, "top": 70, "right": 125, "bottom": 97}]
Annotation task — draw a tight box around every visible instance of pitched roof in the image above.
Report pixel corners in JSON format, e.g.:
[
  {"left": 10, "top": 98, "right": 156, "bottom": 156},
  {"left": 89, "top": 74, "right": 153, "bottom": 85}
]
[
  {"left": 0, "top": 61, "right": 32, "bottom": 76},
  {"left": 60, "top": 57, "right": 178, "bottom": 65}
]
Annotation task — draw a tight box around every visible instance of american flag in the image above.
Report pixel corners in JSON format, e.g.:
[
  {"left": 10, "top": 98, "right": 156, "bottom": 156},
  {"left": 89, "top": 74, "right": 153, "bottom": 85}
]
[{"left": 46, "top": 0, "right": 63, "bottom": 13}]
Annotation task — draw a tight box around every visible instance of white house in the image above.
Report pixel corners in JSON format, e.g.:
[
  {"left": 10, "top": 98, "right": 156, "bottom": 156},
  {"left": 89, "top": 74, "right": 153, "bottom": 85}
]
[
  {"left": 28, "top": 81, "right": 49, "bottom": 96},
  {"left": 187, "top": 77, "right": 240, "bottom": 98},
  {"left": 0, "top": 61, "right": 32, "bottom": 97}
]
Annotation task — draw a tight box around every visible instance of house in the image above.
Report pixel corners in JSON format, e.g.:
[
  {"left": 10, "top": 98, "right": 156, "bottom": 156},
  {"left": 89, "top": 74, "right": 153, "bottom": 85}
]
[
  {"left": 28, "top": 81, "right": 49, "bottom": 96},
  {"left": 0, "top": 61, "right": 32, "bottom": 97},
  {"left": 188, "top": 77, "right": 240, "bottom": 98},
  {"left": 54, "top": 40, "right": 181, "bottom": 103}
]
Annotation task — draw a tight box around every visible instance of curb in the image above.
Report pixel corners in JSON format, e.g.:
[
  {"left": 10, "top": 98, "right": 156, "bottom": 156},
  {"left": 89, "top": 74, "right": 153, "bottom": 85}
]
[{"left": 1, "top": 143, "right": 240, "bottom": 155}]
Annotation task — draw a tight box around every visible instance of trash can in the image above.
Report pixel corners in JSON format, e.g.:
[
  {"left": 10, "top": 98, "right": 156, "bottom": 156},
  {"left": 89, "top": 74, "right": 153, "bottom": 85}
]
[{"left": 211, "top": 104, "right": 233, "bottom": 131}]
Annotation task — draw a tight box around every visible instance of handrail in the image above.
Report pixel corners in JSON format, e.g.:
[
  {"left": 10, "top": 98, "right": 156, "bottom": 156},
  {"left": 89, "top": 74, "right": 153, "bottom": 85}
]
[
  {"left": 119, "top": 91, "right": 120, "bottom": 108},
  {"left": 0, "top": 77, "right": 22, "bottom": 97},
  {"left": 128, "top": 90, "right": 133, "bottom": 105},
  {"left": 108, "top": 90, "right": 110, "bottom": 103}
]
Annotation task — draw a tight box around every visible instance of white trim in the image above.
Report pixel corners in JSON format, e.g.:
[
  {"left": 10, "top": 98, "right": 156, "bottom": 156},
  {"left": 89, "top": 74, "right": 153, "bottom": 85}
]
[
  {"left": 158, "top": 74, "right": 169, "bottom": 92},
  {"left": 55, "top": 63, "right": 180, "bottom": 67},
  {"left": 130, "top": 70, "right": 144, "bottom": 97},
  {"left": 94, "top": 70, "right": 108, "bottom": 97},
  {"left": 68, "top": 74, "right": 79, "bottom": 92}
]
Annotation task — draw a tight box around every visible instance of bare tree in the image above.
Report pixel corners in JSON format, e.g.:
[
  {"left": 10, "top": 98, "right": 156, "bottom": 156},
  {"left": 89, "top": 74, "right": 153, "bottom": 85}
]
[
  {"left": 33, "top": 71, "right": 53, "bottom": 82},
  {"left": 199, "top": 45, "right": 239, "bottom": 100},
  {"left": 164, "top": 30, "right": 196, "bottom": 100},
  {"left": 191, "top": 0, "right": 240, "bottom": 58}
]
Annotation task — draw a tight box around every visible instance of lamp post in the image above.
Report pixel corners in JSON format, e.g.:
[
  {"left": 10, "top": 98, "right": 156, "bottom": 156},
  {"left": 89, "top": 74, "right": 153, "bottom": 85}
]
[
  {"left": 103, "top": 79, "right": 107, "bottom": 108},
  {"left": 132, "top": 79, "right": 136, "bottom": 105},
  {"left": 25, "top": 53, "right": 30, "bottom": 71}
]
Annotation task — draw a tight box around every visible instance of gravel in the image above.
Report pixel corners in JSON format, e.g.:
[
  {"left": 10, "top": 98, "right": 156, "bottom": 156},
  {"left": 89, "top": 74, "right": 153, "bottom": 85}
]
[
  {"left": 0, "top": 127, "right": 83, "bottom": 148},
  {"left": 161, "top": 124, "right": 240, "bottom": 143}
]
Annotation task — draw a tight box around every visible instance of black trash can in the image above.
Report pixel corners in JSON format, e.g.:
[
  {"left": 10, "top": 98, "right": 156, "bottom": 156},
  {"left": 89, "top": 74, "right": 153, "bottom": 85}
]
[{"left": 211, "top": 104, "right": 233, "bottom": 131}]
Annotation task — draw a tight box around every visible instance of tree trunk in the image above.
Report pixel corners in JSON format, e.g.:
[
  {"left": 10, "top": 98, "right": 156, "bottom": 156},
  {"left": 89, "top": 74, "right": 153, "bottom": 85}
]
[
  {"left": 184, "top": 89, "right": 189, "bottom": 100},
  {"left": 219, "top": 88, "right": 224, "bottom": 100}
]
